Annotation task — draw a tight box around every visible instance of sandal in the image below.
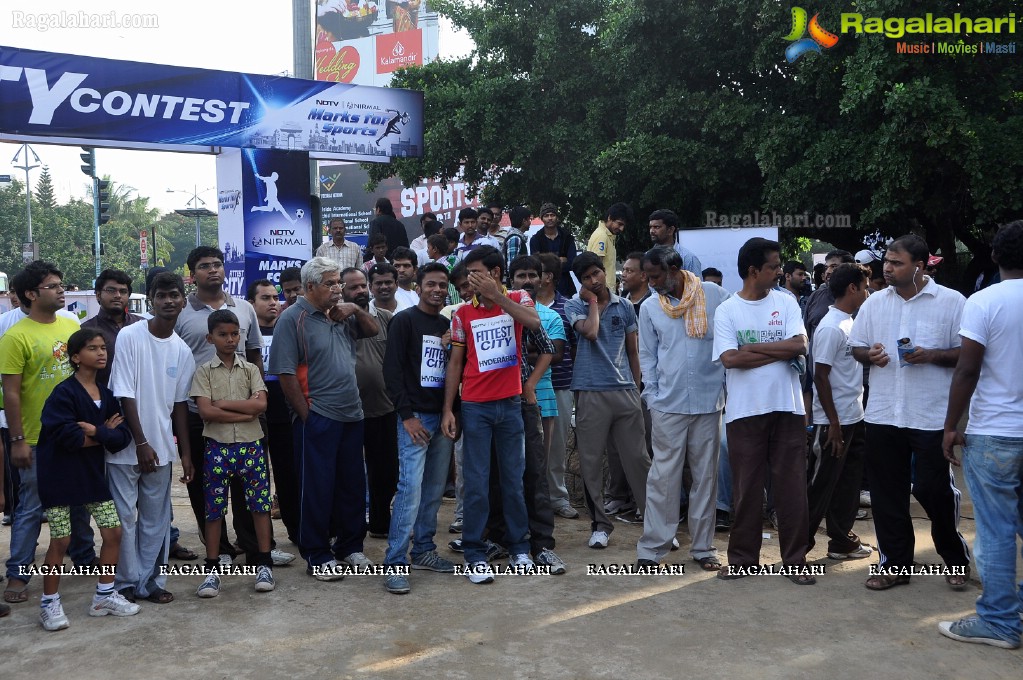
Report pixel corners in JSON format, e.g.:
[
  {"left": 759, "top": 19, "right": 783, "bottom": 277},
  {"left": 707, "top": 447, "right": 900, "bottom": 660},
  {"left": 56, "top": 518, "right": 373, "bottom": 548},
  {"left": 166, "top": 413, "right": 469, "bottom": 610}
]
[
  {"left": 695, "top": 556, "right": 722, "bottom": 572},
  {"left": 946, "top": 566, "right": 970, "bottom": 590},
  {"left": 144, "top": 588, "right": 174, "bottom": 604},
  {"left": 787, "top": 573, "right": 817, "bottom": 585},
  {"left": 3, "top": 579, "right": 28, "bottom": 604},
  {"left": 118, "top": 587, "right": 137, "bottom": 603},
  {"left": 864, "top": 574, "right": 911, "bottom": 590},
  {"left": 169, "top": 543, "right": 199, "bottom": 561},
  {"left": 716, "top": 566, "right": 747, "bottom": 580}
]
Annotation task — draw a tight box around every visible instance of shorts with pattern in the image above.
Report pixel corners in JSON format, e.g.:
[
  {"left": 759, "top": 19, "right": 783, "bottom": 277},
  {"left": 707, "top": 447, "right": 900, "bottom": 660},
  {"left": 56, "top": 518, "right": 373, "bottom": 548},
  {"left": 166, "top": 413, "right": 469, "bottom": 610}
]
[
  {"left": 203, "top": 439, "right": 271, "bottom": 521},
  {"left": 46, "top": 501, "right": 120, "bottom": 539}
]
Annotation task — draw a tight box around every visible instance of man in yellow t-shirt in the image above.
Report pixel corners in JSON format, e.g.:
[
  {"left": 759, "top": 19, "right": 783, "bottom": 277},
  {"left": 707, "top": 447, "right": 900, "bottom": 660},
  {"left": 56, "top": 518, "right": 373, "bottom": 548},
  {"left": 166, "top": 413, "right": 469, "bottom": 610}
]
[
  {"left": 586, "top": 203, "right": 634, "bottom": 292},
  {"left": 0, "top": 262, "right": 81, "bottom": 604}
]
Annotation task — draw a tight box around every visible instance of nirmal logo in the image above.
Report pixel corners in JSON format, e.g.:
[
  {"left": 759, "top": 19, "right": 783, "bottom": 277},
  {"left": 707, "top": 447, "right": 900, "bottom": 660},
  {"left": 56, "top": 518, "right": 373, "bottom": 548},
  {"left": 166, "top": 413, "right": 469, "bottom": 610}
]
[{"left": 783, "top": 7, "right": 839, "bottom": 62}]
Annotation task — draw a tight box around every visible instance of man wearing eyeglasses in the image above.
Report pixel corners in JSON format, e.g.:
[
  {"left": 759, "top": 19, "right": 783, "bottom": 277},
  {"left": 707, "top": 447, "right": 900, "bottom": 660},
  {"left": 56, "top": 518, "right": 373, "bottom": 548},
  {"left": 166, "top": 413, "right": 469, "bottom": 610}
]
[
  {"left": 269, "top": 257, "right": 380, "bottom": 580},
  {"left": 1, "top": 261, "right": 85, "bottom": 606},
  {"left": 82, "top": 269, "right": 144, "bottom": 387},
  {"left": 174, "top": 247, "right": 293, "bottom": 568}
]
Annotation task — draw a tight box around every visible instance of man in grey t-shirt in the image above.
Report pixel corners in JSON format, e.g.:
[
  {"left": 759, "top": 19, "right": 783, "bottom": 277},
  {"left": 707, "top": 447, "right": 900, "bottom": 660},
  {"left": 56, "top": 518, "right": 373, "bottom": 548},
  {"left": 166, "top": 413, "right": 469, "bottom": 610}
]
[
  {"left": 269, "top": 257, "right": 379, "bottom": 579},
  {"left": 564, "top": 252, "right": 650, "bottom": 550},
  {"left": 175, "top": 246, "right": 269, "bottom": 565}
]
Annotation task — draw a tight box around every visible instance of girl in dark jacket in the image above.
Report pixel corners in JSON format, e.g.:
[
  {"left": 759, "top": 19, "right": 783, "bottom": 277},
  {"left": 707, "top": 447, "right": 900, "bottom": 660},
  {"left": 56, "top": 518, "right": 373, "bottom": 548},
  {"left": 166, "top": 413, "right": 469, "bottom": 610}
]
[{"left": 36, "top": 329, "right": 138, "bottom": 631}]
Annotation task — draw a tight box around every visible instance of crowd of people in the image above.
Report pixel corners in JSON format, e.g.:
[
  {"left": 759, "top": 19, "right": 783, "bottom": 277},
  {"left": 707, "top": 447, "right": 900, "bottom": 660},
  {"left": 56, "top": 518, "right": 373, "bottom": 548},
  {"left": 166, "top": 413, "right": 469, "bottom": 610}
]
[{"left": 0, "top": 199, "right": 1020, "bottom": 651}]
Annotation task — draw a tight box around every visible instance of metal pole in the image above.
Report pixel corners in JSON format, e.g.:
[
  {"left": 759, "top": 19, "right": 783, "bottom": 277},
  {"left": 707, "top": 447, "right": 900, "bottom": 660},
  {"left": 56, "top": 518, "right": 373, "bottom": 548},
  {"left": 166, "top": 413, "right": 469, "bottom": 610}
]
[
  {"left": 94, "top": 177, "right": 102, "bottom": 278},
  {"left": 194, "top": 184, "right": 201, "bottom": 246},
  {"left": 11, "top": 143, "right": 40, "bottom": 243},
  {"left": 24, "top": 165, "right": 31, "bottom": 241}
]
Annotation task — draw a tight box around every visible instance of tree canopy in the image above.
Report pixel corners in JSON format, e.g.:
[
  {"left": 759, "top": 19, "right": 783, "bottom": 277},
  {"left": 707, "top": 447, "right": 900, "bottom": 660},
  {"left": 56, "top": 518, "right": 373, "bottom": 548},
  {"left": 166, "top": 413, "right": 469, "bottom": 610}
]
[{"left": 367, "top": 0, "right": 1023, "bottom": 289}]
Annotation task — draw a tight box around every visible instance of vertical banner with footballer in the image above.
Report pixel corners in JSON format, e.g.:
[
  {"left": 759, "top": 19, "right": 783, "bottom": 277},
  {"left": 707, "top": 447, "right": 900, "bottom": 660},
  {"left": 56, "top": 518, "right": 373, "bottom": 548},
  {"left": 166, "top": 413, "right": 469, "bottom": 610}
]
[
  {"left": 217, "top": 148, "right": 247, "bottom": 297},
  {"left": 217, "top": 148, "right": 313, "bottom": 297}
]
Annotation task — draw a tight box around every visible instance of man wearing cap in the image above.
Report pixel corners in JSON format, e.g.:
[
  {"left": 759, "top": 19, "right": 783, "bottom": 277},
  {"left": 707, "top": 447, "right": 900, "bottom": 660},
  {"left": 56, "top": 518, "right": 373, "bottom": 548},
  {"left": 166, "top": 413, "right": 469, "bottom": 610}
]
[{"left": 529, "top": 203, "right": 578, "bottom": 296}]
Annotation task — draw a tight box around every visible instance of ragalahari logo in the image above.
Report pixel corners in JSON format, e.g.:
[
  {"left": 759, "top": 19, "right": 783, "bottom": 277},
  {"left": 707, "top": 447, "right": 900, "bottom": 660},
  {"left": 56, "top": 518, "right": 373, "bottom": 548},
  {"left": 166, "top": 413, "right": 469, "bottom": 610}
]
[{"left": 784, "top": 7, "right": 839, "bottom": 62}]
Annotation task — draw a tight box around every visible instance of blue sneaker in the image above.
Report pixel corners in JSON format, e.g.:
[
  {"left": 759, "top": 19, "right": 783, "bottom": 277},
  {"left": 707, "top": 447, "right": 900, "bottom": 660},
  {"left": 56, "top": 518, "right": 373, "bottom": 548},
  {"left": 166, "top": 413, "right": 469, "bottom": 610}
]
[
  {"left": 938, "top": 617, "right": 1020, "bottom": 649},
  {"left": 385, "top": 573, "right": 411, "bottom": 594},
  {"left": 412, "top": 550, "right": 456, "bottom": 573}
]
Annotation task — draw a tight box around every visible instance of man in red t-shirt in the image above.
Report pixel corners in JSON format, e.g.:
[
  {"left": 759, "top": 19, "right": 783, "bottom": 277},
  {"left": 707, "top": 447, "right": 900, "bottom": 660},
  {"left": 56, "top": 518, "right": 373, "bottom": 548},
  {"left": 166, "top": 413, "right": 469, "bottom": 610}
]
[{"left": 442, "top": 246, "right": 541, "bottom": 584}]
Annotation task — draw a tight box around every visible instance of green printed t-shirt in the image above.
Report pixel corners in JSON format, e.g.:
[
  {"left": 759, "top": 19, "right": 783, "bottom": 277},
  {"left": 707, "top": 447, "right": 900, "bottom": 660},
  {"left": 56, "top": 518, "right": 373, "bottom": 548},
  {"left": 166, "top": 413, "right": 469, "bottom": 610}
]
[{"left": 0, "top": 317, "right": 79, "bottom": 444}]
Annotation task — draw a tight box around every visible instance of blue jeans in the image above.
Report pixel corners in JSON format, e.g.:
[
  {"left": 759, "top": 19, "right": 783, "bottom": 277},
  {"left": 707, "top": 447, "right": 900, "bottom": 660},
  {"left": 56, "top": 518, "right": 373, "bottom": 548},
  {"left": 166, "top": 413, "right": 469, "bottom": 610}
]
[
  {"left": 461, "top": 398, "right": 530, "bottom": 563},
  {"left": 5, "top": 451, "right": 95, "bottom": 583},
  {"left": 963, "top": 434, "right": 1023, "bottom": 643},
  {"left": 384, "top": 412, "right": 454, "bottom": 565}
]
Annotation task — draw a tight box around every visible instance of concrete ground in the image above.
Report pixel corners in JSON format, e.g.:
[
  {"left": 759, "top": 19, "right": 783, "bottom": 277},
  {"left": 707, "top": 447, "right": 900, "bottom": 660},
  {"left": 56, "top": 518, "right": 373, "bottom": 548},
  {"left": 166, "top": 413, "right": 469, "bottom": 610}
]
[{"left": 1, "top": 476, "right": 1021, "bottom": 679}]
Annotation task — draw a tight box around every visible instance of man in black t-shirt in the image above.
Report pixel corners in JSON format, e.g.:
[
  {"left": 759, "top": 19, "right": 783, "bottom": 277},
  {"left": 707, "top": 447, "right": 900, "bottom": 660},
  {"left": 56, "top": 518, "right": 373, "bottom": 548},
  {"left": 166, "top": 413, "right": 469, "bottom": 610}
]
[
  {"left": 380, "top": 263, "right": 458, "bottom": 594},
  {"left": 246, "top": 279, "right": 300, "bottom": 546}
]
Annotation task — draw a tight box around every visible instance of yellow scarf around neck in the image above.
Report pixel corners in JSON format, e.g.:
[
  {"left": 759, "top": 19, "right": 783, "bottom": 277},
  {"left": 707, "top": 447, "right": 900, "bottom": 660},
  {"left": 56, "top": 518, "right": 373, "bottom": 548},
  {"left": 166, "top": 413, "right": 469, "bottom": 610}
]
[{"left": 658, "top": 270, "right": 708, "bottom": 338}]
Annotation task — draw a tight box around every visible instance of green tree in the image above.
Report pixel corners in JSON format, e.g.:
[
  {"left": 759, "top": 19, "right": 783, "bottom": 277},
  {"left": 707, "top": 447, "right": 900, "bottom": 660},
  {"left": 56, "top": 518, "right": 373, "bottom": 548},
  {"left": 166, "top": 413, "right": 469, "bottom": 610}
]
[
  {"left": 35, "top": 166, "right": 57, "bottom": 211},
  {"left": 367, "top": 0, "right": 1023, "bottom": 290}
]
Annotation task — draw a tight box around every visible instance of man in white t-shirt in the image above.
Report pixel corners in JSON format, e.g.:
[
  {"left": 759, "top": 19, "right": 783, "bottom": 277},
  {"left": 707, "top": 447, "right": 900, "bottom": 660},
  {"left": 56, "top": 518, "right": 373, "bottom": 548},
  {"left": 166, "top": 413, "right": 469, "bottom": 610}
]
[
  {"left": 807, "top": 263, "right": 872, "bottom": 562},
  {"left": 939, "top": 220, "right": 1023, "bottom": 650},
  {"left": 391, "top": 247, "right": 421, "bottom": 311},
  {"left": 108, "top": 272, "right": 195, "bottom": 603},
  {"left": 712, "top": 237, "right": 813, "bottom": 584},
  {"left": 850, "top": 234, "right": 970, "bottom": 591}
]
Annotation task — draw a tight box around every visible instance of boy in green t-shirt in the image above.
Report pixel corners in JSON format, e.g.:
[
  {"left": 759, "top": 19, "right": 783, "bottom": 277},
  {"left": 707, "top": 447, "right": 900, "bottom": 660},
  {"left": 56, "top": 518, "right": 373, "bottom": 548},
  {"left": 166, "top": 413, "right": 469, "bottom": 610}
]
[{"left": 0, "top": 262, "right": 82, "bottom": 612}]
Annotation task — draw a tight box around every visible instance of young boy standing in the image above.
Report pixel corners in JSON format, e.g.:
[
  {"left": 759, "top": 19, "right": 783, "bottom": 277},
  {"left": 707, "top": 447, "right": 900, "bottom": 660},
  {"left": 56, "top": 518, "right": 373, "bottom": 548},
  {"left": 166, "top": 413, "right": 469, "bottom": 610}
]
[
  {"left": 107, "top": 272, "right": 195, "bottom": 604},
  {"left": 190, "top": 309, "right": 274, "bottom": 596}
]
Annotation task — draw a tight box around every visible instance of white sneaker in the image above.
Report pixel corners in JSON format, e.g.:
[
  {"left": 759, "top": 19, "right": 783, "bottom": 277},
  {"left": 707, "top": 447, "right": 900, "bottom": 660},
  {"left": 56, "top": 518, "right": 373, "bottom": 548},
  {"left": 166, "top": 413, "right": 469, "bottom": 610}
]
[
  {"left": 859, "top": 491, "right": 871, "bottom": 507},
  {"left": 509, "top": 553, "right": 535, "bottom": 569},
  {"left": 311, "top": 559, "right": 345, "bottom": 582},
  {"left": 218, "top": 554, "right": 233, "bottom": 567},
  {"left": 827, "top": 545, "right": 873, "bottom": 560},
  {"left": 196, "top": 573, "right": 222, "bottom": 598},
  {"left": 341, "top": 552, "right": 374, "bottom": 568},
  {"left": 40, "top": 598, "right": 70, "bottom": 631},
  {"left": 89, "top": 591, "right": 141, "bottom": 617},
  {"left": 603, "top": 499, "right": 633, "bottom": 515},
  {"left": 588, "top": 531, "right": 609, "bottom": 549},
  {"left": 465, "top": 561, "right": 495, "bottom": 584},
  {"left": 254, "top": 565, "right": 276, "bottom": 592},
  {"left": 271, "top": 549, "right": 295, "bottom": 566}
]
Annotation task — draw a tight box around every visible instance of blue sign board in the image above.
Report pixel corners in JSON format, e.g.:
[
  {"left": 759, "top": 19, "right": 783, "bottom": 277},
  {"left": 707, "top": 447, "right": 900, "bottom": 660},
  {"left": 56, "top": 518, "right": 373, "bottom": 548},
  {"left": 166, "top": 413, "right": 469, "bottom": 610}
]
[{"left": 0, "top": 46, "right": 423, "bottom": 160}]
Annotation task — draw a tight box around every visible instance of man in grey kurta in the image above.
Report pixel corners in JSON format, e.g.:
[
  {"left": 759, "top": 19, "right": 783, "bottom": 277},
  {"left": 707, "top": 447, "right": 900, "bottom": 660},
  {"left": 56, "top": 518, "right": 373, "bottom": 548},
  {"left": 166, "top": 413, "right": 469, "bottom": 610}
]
[{"left": 636, "top": 247, "right": 729, "bottom": 569}]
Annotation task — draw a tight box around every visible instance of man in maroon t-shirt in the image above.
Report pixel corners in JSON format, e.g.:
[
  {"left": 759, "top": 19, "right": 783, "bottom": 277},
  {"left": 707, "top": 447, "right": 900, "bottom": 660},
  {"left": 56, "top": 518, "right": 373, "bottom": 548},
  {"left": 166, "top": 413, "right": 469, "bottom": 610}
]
[{"left": 442, "top": 246, "right": 541, "bottom": 584}]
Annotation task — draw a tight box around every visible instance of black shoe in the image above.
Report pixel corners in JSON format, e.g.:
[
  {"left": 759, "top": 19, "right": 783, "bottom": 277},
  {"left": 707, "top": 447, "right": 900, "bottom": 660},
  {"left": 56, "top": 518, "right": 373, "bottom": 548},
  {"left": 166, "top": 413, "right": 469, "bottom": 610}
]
[
  {"left": 616, "top": 509, "right": 643, "bottom": 524},
  {"left": 715, "top": 510, "right": 732, "bottom": 531},
  {"left": 636, "top": 558, "right": 659, "bottom": 568},
  {"left": 448, "top": 539, "right": 464, "bottom": 553},
  {"left": 485, "top": 541, "right": 509, "bottom": 561}
]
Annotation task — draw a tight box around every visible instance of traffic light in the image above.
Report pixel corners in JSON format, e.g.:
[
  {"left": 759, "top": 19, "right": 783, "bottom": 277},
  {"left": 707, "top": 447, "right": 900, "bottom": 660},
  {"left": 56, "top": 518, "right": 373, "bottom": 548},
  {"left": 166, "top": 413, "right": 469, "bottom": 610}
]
[
  {"left": 80, "top": 147, "right": 95, "bottom": 177},
  {"left": 96, "top": 179, "right": 111, "bottom": 225}
]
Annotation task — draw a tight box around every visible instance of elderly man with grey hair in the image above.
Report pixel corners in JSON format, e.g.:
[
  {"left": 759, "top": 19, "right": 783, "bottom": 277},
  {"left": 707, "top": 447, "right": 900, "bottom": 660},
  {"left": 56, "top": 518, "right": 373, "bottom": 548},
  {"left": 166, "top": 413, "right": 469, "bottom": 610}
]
[{"left": 268, "top": 257, "right": 379, "bottom": 581}]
